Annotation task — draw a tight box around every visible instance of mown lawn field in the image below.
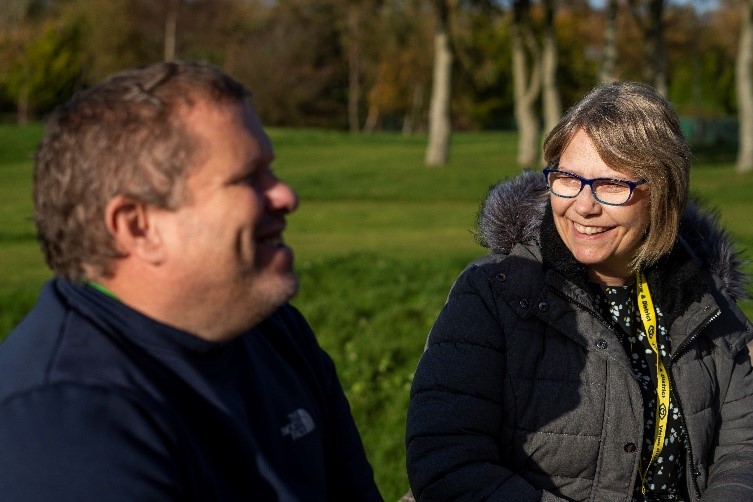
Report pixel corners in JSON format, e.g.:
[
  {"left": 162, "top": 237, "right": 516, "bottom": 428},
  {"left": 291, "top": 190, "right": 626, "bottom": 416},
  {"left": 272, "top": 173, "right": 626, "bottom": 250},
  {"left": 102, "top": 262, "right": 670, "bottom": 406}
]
[{"left": 2, "top": 124, "right": 753, "bottom": 500}]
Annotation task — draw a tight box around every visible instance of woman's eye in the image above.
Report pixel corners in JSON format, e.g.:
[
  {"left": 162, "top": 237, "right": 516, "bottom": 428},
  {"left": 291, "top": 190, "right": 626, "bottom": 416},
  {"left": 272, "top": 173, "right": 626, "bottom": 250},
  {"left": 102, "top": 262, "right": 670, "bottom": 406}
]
[
  {"left": 599, "top": 182, "right": 628, "bottom": 193},
  {"left": 559, "top": 176, "right": 581, "bottom": 187}
]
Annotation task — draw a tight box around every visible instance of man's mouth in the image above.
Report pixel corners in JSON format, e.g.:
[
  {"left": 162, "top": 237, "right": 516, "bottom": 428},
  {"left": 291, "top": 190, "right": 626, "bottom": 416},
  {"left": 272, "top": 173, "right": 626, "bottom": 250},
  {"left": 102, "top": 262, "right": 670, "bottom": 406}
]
[{"left": 573, "top": 222, "right": 610, "bottom": 235}]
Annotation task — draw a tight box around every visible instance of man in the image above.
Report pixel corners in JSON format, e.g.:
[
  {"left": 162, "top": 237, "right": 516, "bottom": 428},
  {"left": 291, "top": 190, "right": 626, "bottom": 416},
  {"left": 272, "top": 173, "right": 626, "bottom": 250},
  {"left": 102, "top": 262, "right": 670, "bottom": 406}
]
[{"left": 0, "top": 61, "right": 382, "bottom": 501}]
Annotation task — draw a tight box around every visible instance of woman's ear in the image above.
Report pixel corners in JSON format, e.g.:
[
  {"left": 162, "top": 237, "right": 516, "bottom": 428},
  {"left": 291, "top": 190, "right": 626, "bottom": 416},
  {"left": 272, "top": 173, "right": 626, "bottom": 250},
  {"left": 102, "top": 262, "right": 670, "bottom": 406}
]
[{"left": 104, "top": 195, "right": 167, "bottom": 264}]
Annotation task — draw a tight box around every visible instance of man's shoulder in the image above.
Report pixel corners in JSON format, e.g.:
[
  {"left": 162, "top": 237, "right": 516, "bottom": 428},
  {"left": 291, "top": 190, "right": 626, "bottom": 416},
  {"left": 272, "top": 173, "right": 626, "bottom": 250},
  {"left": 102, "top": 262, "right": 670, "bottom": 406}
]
[
  {"left": 0, "top": 281, "right": 71, "bottom": 398},
  {"left": 0, "top": 280, "right": 162, "bottom": 407},
  {"left": 0, "top": 380, "right": 182, "bottom": 501}
]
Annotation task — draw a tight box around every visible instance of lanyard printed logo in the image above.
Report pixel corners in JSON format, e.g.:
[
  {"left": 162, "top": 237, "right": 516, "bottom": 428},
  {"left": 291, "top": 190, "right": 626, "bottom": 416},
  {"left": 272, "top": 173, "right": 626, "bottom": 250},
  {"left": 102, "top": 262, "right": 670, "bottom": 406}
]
[{"left": 636, "top": 270, "right": 671, "bottom": 494}]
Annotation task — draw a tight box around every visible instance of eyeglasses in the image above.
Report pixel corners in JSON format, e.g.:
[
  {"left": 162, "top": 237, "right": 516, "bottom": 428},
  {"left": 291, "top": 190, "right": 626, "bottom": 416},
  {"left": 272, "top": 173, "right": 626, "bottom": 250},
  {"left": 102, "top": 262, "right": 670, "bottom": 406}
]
[{"left": 543, "top": 168, "right": 646, "bottom": 206}]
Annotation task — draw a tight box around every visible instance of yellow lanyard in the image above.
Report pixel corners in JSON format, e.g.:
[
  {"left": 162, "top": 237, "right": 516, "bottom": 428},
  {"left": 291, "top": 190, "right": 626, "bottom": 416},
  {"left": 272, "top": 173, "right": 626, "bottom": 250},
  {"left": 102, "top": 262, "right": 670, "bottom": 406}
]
[{"left": 636, "top": 270, "right": 670, "bottom": 494}]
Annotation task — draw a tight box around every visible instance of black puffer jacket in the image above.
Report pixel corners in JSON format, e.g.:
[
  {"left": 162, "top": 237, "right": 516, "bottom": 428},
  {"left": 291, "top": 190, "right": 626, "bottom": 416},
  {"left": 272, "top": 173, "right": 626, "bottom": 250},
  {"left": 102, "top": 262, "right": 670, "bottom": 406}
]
[{"left": 406, "top": 171, "right": 753, "bottom": 501}]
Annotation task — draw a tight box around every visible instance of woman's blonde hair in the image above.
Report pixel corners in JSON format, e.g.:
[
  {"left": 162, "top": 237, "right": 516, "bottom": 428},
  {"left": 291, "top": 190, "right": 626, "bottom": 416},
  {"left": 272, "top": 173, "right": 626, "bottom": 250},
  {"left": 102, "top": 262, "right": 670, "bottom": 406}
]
[{"left": 543, "top": 81, "right": 691, "bottom": 270}]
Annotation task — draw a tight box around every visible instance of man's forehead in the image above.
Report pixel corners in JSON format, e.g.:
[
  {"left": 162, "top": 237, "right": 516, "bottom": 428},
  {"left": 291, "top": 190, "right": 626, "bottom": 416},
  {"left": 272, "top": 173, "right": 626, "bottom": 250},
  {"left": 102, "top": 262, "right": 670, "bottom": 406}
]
[
  {"left": 183, "top": 97, "right": 260, "bottom": 126},
  {"left": 181, "top": 98, "right": 274, "bottom": 169}
]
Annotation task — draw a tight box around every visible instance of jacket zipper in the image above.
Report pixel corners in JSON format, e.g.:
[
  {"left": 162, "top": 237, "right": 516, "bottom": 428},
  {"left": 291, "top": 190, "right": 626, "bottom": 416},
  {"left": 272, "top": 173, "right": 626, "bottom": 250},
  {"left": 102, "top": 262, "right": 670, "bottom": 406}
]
[
  {"left": 668, "top": 308, "right": 721, "bottom": 501},
  {"left": 548, "top": 287, "right": 618, "bottom": 337}
]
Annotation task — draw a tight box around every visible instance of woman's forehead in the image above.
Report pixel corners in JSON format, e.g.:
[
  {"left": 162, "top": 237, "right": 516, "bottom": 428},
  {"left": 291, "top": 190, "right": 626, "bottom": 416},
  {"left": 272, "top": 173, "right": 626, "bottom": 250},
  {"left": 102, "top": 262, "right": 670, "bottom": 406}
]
[{"left": 558, "top": 130, "right": 637, "bottom": 179}]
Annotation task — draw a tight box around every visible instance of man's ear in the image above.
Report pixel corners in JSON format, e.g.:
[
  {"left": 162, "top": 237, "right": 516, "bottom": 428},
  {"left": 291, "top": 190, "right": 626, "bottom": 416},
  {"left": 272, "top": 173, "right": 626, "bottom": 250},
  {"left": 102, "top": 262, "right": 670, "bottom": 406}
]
[{"left": 104, "top": 195, "right": 166, "bottom": 264}]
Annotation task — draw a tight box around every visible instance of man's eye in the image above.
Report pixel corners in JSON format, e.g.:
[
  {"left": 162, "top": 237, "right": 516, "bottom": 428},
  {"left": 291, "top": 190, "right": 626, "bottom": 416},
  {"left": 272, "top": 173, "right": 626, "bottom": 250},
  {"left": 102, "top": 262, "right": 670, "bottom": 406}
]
[{"left": 239, "top": 172, "right": 260, "bottom": 186}]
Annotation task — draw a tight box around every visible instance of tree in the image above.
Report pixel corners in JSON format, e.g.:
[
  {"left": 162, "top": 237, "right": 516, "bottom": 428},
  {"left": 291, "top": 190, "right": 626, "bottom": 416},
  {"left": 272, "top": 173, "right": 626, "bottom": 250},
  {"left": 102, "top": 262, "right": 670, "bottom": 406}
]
[
  {"left": 511, "top": 0, "right": 542, "bottom": 166},
  {"left": 345, "top": 2, "right": 362, "bottom": 132},
  {"left": 0, "top": 1, "right": 83, "bottom": 123},
  {"left": 736, "top": 0, "right": 753, "bottom": 172},
  {"left": 7, "top": 24, "right": 82, "bottom": 123},
  {"left": 232, "top": 0, "right": 347, "bottom": 127},
  {"left": 6, "top": 0, "right": 739, "bottom": 133},
  {"left": 331, "top": 0, "right": 376, "bottom": 133},
  {"left": 425, "top": 0, "right": 454, "bottom": 166},
  {"left": 628, "top": 0, "right": 667, "bottom": 95},
  {"left": 450, "top": 3, "right": 514, "bottom": 129},
  {"left": 164, "top": 0, "right": 180, "bottom": 60},
  {"left": 696, "top": 0, "right": 739, "bottom": 116},
  {"left": 600, "top": 0, "right": 618, "bottom": 83},
  {"left": 335, "top": 0, "right": 411, "bottom": 134},
  {"left": 541, "top": 0, "right": 561, "bottom": 136},
  {"left": 60, "top": 0, "right": 160, "bottom": 83}
]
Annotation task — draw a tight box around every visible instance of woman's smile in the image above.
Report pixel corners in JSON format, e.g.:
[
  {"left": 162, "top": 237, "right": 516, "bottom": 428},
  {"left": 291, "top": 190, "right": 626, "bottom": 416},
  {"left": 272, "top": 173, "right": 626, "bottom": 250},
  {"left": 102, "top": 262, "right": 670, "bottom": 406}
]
[{"left": 572, "top": 222, "right": 612, "bottom": 236}]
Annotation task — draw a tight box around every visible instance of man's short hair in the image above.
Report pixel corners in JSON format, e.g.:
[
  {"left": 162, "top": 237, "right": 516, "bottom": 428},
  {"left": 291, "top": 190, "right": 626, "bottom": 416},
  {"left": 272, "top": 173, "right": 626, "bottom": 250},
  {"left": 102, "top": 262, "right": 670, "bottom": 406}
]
[{"left": 34, "top": 61, "right": 250, "bottom": 280}]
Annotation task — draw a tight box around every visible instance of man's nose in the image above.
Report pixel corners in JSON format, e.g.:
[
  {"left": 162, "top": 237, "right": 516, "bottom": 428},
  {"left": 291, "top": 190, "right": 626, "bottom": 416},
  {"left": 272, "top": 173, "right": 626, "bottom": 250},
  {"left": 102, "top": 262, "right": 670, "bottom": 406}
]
[{"left": 267, "top": 179, "right": 299, "bottom": 214}]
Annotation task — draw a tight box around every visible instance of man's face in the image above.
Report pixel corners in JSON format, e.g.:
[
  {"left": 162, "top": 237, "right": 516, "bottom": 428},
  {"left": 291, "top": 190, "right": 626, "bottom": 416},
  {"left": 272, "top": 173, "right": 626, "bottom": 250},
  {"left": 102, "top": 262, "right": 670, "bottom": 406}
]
[{"left": 153, "top": 99, "right": 299, "bottom": 339}]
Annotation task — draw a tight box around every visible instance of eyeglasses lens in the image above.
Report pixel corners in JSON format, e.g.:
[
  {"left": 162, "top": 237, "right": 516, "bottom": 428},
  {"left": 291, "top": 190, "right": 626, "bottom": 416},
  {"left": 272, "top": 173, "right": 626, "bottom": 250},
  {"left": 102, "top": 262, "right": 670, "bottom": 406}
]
[{"left": 593, "top": 181, "right": 631, "bottom": 205}]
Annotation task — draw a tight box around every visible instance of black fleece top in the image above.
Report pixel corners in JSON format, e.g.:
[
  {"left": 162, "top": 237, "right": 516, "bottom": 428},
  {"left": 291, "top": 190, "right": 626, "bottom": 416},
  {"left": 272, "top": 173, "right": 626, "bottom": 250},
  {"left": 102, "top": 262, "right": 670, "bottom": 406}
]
[{"left": 0, "top": 280, "right": 382, "bottom": 501}]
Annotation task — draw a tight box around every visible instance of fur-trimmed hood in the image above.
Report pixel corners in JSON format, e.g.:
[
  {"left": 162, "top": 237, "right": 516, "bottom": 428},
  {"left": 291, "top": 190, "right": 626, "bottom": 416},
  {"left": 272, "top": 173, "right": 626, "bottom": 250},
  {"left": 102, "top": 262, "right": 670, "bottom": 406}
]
[{"left": 476, "top": 169, "right": 750, "bottom": 300}]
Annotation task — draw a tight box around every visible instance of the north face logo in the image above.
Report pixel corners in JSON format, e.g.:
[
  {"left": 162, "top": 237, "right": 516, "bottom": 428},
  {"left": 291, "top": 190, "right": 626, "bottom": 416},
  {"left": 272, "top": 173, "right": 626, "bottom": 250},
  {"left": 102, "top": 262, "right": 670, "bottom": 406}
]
[{"left": 281, "top": 408, "right": 315, "bottom": 440}]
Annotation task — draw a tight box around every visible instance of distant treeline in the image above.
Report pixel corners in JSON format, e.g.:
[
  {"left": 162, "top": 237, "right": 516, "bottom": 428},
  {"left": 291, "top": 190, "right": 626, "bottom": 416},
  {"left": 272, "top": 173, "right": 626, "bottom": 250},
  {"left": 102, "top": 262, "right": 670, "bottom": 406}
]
[{"left": 0, "top": 0, "right": 741, "bottom": 131}]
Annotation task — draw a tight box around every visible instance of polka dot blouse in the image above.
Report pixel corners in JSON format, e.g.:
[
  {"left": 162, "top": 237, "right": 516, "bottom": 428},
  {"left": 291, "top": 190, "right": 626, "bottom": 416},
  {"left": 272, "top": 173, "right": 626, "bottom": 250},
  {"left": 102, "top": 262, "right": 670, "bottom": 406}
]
[{"left": 596, "top": 283, "right": 687, "bottom": 502}]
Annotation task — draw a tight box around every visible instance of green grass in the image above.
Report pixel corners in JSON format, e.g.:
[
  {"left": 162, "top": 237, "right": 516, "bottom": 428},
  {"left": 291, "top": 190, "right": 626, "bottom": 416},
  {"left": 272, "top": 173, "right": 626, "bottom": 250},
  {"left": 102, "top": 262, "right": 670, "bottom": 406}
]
[{"left": 2, "top": 124, "right": 753, "bottom": 499}]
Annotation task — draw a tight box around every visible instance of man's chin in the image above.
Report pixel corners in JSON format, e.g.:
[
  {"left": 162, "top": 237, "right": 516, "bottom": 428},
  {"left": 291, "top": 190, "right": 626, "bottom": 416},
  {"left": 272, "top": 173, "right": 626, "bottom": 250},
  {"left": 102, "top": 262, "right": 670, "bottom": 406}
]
[
  {"left": 262, "top": 270, "right": 299, "bottom": 307},
  {"left": 279, "top": 272, "right": 299, "bottom": 302}
]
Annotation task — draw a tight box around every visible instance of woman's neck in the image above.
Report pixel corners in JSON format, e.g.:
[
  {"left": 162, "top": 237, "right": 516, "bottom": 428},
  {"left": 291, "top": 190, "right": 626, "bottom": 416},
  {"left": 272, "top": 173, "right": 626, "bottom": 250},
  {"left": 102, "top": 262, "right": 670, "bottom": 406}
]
[{"left": 587, "top": 267, "right": 635, "bottom": 287}]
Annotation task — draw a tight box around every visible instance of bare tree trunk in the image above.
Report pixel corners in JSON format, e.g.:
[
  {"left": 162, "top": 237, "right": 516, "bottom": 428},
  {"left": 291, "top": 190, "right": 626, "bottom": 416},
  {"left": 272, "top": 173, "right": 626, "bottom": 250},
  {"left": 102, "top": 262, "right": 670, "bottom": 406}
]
[
  {"left": 164, "top": 0, "right": 179, "bottom": 61},
  {"left": 691, "top": 7, "right": 704, "bottom": 145},
  {"left": 600, "top": 0, "right": 618, "bottom": 84},
  {"left": 632, "top": 0, "right": 666, "bottom": 95},
  {"left": 363, "top": 102, "right": 380, "bottom": 134},
  {"left": 403, "top": 83, "right": 424, "bottom": 136},
  {"left": 364, "top": 67, "right": 381, "bottom": 134},
  {"left": 17, "top": 86, "right": 29, "bottom": 125},
  {"left": 737, "top": 0, "right": 753, "bottom": 173},
  {"left": 347, "top": 5, "right": 361, "bottom": 133},
  {"left": 649, "top": 0, "right": 666, "bottom": 96},
  {"left": 541, "top": 0, "right": 561, "bottom": 137},
  {"left": 425, "top": 0, "right": 452, "bottom": 167},
  {"left": 511, "top": 0, "right": 542, "bottom": 167}
]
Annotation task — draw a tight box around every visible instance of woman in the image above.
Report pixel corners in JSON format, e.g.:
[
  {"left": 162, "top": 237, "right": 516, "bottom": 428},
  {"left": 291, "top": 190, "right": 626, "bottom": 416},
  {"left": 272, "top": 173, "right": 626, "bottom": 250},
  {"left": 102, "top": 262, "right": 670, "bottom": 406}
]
[{"left": 405, "top": 82, "right": 753, "bottom": 501}]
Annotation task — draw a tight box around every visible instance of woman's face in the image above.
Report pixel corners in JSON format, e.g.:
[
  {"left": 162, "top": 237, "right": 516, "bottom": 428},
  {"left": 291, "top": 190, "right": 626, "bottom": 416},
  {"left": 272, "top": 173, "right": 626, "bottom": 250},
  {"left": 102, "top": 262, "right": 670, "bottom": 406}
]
[{"left": 551, "top": 129, "right": 650, "bottom": 286}]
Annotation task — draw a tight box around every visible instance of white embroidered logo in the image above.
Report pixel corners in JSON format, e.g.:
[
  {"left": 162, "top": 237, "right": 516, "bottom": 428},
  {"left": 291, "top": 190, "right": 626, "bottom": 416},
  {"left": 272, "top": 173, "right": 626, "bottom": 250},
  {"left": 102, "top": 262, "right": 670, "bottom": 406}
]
[{"left": 280, "top": 408, "right": 315, "bottom": 440}]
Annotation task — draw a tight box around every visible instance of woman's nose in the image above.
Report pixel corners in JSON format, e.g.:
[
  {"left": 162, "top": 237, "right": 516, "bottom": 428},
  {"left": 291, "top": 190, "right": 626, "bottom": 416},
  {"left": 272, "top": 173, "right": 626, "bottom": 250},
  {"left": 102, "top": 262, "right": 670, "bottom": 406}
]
[{"left": 572, "top": 185, "right": 601, "bottom": 215}]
